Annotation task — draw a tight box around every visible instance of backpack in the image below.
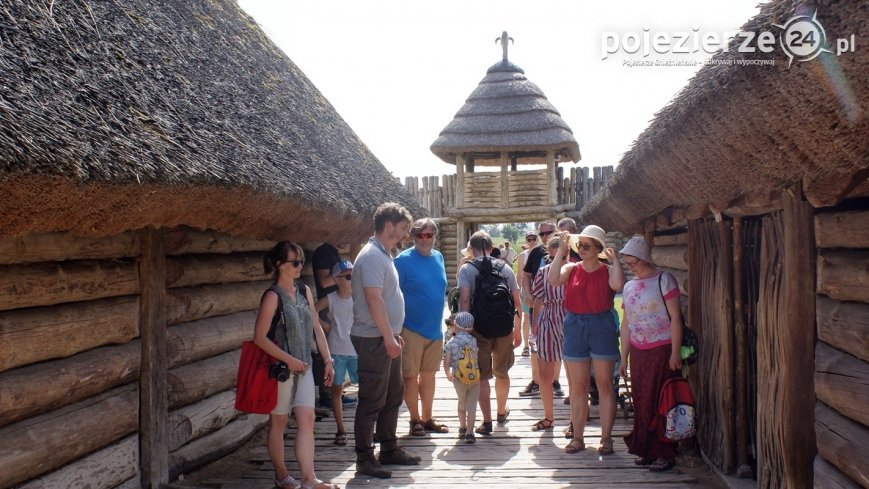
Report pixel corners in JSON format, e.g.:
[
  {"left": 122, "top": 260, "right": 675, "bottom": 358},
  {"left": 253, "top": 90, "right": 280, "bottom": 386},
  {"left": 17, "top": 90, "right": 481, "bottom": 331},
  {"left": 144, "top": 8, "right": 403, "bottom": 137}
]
[
  {"left": 653, "top": 376, "right": 696, "bottom": 442},
  {"left": 454, "top": 343, "right": 480, "bottom": 385},
  {"left": 657, "top": 273, "right": 699, "bottom": 365},
  {"left": 469, "top": 257, "right": 515, "bottom": 339}
]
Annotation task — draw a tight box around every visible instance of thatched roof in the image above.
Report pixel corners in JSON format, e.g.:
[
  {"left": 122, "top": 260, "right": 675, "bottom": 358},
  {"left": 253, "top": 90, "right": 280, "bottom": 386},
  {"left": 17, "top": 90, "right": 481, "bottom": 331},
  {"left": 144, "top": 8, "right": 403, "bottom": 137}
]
[
  {"left": 0, "top": 0, "right": 422, "bottom": 242},
  {"left": 581, "top": 0, "right": 868, "bottom": 232},
  {"left": 431, "top": 59, "right": 581, "bottom": 165}
]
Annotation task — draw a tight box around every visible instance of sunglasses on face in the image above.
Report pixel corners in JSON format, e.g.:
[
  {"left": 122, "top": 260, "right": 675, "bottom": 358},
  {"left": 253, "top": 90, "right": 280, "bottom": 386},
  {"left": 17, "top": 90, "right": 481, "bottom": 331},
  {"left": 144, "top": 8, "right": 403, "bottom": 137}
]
[
  {"left": 415, "top": 232, "right": 435, "bottom": 239},
  {"left": 577, "top": 243, "right": 593, "bottom": 251},
  {"left": 539, "top": 230, "right": 555, "bottom": 237},
  {"left": 286, "top": 259, "right": 304, "bottom": 267}
]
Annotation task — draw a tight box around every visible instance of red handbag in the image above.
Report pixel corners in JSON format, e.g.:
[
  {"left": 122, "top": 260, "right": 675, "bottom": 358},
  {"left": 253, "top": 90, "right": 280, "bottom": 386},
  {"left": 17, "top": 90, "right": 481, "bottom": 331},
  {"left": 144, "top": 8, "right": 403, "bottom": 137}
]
[{"left": 235, "top": 341, "right": 278, "bottom": 414}]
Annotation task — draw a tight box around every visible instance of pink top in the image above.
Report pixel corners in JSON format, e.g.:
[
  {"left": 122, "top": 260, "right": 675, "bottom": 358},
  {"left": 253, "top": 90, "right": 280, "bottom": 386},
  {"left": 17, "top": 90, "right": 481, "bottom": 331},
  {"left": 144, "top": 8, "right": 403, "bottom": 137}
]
[
  {"left": 564, "top": 264, "right": 614, "bottom": 315},
  {"left": 622, "top": 271, "right": 680, "bottom": 349}
]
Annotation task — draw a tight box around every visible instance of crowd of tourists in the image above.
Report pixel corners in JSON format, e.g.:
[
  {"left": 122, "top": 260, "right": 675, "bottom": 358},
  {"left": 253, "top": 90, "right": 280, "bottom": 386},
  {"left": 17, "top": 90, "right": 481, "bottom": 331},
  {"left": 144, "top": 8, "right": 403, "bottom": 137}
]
[{"left": 249, "top": 203, "right": 686, "bottom": 488}]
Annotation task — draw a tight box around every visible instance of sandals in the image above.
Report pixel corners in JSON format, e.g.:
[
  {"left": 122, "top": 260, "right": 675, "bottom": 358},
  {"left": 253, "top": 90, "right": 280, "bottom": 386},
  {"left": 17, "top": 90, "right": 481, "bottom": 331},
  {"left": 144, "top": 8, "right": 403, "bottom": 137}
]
[
  {"left": 649, "top": 457, "right": 675, "bottom": 472},
  {"left": 422, "top": 418, "right": 449, "bottom": 433},
  {"left": 634, "top": 456, "right": 653, "bottom": 465},
  {"left": 301, "top": 479, "right": 339, "bottom": 489},
  {"left": 409, "top": 420, "right": 426, "bottom": 437},
  {"left": 531, "top": 418, "right": 554, "bottom": 432},
  {"left": 274, "top": 475, "right": 300, "bottom": 489},
  {"left": 333, "top": 432, "right": 347, "bottom": 446},
  {"left": 496, "top": 408, "right": 510, "bottom": 424},
  {"left": 598, "top": 437, "right": 614, "bottom": 455},
  {"left": 563, "top": 422, "right": 574, "bottom": 439},
  {"left": 565, "top": 438, "right": 585, "bottom": 454}
]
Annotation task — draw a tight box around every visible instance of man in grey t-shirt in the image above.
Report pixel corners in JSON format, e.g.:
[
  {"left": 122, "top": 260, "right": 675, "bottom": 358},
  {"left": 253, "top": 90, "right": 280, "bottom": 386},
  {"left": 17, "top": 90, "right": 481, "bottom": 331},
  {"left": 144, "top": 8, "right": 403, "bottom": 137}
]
[{"left": 351, "top": 202, "right": 420, "bottom": 479}]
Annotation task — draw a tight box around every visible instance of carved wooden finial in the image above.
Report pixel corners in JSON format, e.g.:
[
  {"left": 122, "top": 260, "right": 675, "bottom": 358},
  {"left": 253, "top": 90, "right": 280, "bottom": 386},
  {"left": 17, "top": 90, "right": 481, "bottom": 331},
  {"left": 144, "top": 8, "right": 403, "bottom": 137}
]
[{"left": 495, "top": 31, "right": 514, "bottom": 61}]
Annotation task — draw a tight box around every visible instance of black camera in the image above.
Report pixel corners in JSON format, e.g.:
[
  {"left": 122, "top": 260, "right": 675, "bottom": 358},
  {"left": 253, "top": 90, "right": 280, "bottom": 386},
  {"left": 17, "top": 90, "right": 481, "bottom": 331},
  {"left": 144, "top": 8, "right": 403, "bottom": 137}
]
[{"left": 270, "top": 361, "right": 290, "bottom": 382}]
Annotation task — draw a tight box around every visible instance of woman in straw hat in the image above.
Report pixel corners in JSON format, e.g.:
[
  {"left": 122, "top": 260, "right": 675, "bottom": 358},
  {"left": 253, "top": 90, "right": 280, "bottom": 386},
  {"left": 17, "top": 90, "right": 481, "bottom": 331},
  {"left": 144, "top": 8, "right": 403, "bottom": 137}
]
[
  {"left": 618, "top": 236, "right": 683, "bottom": 472},
  {"left": 548, "top": 225, "right": 624, "bottom": 455}
]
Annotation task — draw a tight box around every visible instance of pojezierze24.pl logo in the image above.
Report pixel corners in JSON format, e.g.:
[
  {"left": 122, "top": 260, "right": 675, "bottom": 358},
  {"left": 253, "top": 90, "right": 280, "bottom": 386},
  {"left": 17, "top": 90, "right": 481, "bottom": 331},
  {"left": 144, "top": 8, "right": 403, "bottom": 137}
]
[{"left": 602, "top": 11, "right": 856, "bottom": 68}]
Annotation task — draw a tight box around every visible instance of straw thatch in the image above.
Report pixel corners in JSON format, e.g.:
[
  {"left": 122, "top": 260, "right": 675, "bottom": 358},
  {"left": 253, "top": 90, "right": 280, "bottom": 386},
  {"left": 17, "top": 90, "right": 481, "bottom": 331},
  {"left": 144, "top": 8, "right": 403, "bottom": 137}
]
[
  {"left": 581, "top": 0, "right": 868, "bottom": 231},
  {"left": 431, "top": 59, "right": 581, "bottom": 165},
  {"left": 0, "top": 0, "right": 422, "bottom": 242}
]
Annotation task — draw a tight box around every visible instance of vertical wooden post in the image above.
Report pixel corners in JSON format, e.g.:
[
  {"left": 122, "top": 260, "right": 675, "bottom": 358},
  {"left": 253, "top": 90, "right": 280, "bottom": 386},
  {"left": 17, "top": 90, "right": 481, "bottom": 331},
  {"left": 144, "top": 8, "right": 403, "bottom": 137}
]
[
  {"left": 456, "top": 219, "right": 467, "bottom": 265},
  {"left": 546, "top": 150, "right": 557, "bottom": 206},
  {"left": 781, "top": 187, "right": 816, "bottom": 488},
  {"left": 455, "top": 154, "right": 465, "bottom": 209},
  {"left": 139, "top": 227, "right": 168, "bottom": 488},
  {"left": 732, "top": 218, "right": 750, "bottom": 473},
  {"left": 500, "top": 151, "right": 509, "bottom": 209}
]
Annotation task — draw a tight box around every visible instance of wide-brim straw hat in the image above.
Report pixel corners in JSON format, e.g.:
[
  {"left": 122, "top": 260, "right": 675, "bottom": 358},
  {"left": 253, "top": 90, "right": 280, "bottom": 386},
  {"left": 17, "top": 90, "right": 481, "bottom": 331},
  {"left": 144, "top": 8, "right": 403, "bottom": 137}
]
[{"left": 569, "top": 225, "right": 608, "bottom": 260}]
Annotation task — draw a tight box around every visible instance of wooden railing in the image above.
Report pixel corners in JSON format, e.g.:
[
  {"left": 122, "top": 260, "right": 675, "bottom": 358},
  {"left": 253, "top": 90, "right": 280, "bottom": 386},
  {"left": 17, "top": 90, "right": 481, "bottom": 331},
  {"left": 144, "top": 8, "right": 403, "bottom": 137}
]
[{"left": 402, "top": 165, "right": 614, "bottom": 218}]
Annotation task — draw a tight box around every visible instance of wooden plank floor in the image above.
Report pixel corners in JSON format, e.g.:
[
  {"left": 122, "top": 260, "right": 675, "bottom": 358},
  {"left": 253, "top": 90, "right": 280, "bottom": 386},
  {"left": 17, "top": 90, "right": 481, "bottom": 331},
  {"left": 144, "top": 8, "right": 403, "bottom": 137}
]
[{"left": 192, "top": 353, "right": 702, "bottom": 488}]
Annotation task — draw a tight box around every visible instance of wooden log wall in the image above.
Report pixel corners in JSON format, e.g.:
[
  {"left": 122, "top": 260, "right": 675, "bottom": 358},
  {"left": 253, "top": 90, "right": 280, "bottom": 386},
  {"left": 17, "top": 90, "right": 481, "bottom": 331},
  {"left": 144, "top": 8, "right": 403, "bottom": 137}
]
[
  {"left": 0, "top": 227, "right": 301, "bottom": 488},
  {"left": 401, "top": 165, "right": 614, "bottom": 218},
  {"left": 813, "top": 205, "right": 869, "bottom": 488}
]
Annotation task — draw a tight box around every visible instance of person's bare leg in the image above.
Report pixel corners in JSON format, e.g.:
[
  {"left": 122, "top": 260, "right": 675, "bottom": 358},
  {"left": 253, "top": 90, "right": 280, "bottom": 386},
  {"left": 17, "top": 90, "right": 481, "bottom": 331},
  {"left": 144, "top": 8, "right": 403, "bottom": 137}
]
[
  {"left": 403, "top": 376, "right": 420, "bottom": 423},
  {"left": 495, "top": 376, "right": 510, "bottom": 416},
  {"left": 419, "top": 371, "right": 436, "bottom": 421},
  {"left": 592, "top": 358, "right": 617, "bottom": 440},
  {"left": 331, "top": 384, "right": 346, "bottom": 434},
  {"left": 294, "top": 406, "right": 321, "bottom": 486},
  {"left": 538, "top": 360, "right": 556, "bottom": 421},
  {"left": 565, "top": 361, "right": 591, "bottom": 436},
  {"left": 478, "top": 378, "right": 492, "bottom": 422},
  {"left": 268, "top": 414, "right": 291, "bottom": 481}
]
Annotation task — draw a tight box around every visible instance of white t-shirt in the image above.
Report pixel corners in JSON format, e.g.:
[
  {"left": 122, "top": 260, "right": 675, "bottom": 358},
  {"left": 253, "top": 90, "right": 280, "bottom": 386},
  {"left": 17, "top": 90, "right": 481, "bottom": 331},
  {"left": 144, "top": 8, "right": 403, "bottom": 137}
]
[{"left": 327, "top": 292, "right": 356, "bottom": 356}]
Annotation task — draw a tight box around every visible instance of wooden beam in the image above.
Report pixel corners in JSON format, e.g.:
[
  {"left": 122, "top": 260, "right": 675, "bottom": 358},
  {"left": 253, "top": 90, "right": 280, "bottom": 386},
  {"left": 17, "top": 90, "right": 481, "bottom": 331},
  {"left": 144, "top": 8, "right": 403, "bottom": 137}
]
[
  {"left": 651, "top": 245, "right": 688, "bottom": 271},
  {"left": 167, "top": 349, "right": 240, "bottom": 409},
  {"left": 167, "top": 311, "right": 255, "bottom": 368},
  {"left": 0, "top": 384, "right": 138, "bottom": 489},
  {"left": 547, "top": 151, "right": 557, "bottom": 206},
  {"left": 732, "top": 218, "right": 750, "bottom": 472},
  {"left": 455, "top": 154, "right": 465, "bottom": 208},
  {"left": 17, "top": 435, "right": 138, "bottom": 489},
  {"left": 139, "top": 227, "right": 169, "bottom": 488},
  {"left": 168, "top": 414, "right": 267, "bottom": 480},
  {"left": 803, "top": 169, "right": 869, "bottom": 209},
  {"left": 652, "top": 232, "right": 688, "bottom": 247},
  {"left": 166, "top": 280, "right": 269, "bottom": 326},
  {"left": 815, "top": 210, "right": 869, "bottom": 249},
  {"left": 814, "top": 341, "right": 869, "bottom": 427},
  {"left": 0, "top": 341, "right": 140, "bottom": 428},
  {"left": 816, "top": 296, "right": 869, "bottom": 363},
  {"left": 165, "top": 252, "right": 267, "bottom": 288},
  {"left": 164, "top": 228, "right": 276, "bottom": 256},
  {"left": 814, "top": 455, "right": 863, "bottom": 489},
  {"left": 0, "top": 259, "right": 139, "bottom": 311},
  {"left": 500, "top": 151, "right": 508, "bottom": 209},
  {"left": 817, "top": 250, "right": 869, "bottom": 303},
  {"left": 815, "top": 402, "right": 869, "bottom": 487},
  {"left": 0, "top": 296, "right": 139, "bottom": 373},
  {"left": 0, "top": 231, "right": 139, "bottom": 265},
  {"left": 168, "top": 391, "right": 238, "bottom": 452}
]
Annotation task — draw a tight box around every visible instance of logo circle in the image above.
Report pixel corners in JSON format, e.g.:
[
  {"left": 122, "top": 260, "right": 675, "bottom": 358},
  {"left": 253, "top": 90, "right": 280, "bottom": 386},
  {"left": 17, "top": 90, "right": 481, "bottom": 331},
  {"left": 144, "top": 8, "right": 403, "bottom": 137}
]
[{"left": 780, "top": 16, "right": 826, "bottom": 61}]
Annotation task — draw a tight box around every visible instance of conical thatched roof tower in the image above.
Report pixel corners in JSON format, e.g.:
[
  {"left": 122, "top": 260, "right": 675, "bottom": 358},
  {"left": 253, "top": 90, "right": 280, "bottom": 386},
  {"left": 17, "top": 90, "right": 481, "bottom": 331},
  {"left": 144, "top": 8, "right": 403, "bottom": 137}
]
[
  {"left": 429, "top": 33, "right": 581, "bottom": 262},
  {"left": 431, "top": 32, "right": 580, "bottom": 166}
]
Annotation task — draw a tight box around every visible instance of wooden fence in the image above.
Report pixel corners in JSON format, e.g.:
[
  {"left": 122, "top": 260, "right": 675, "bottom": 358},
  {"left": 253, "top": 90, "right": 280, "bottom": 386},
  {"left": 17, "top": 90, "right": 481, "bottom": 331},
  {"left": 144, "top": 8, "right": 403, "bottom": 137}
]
[{"left": 402, "top": 165, "right": 614, "bottom": 218}]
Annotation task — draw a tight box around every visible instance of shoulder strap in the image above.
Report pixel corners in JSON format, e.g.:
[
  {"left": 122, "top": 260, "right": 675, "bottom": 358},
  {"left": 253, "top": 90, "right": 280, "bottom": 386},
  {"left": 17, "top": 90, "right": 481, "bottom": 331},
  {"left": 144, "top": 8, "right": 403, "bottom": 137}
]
[{"left": 657, "top": 272, "right": 671, "bottom": 322}]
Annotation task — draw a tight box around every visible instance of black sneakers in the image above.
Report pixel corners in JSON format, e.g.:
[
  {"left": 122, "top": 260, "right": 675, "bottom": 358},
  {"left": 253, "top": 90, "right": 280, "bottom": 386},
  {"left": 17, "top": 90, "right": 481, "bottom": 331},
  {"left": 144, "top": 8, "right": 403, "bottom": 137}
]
[
  {"left": 518, "top": 381, "right": 540, "bottom": 397},
  {"left": 553, "top": 381, "right": 565, "bottom": 397},
  {"left": 379, "top": 447, "right": 421, "bottom": 466},
  {"left": 356, "top": 454, "right": 391, "bottom": 479}
]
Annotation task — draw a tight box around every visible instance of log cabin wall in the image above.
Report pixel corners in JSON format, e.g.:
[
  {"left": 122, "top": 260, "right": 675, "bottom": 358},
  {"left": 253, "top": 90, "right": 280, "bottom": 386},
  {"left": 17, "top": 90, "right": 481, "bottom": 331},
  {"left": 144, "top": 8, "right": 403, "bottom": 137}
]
[
  {"left": 812, "top": 200, "right": 869, "bottom": 488},
  {"left": 0, "top": 227, "right": 327, "bottom": 488}
]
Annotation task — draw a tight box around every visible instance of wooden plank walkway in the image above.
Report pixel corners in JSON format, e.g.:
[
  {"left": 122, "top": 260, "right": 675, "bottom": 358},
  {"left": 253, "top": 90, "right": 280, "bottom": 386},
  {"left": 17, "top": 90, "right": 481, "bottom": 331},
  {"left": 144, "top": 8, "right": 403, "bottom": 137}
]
[{"left": 185, "top": 353, "right": 704, "bottom": 488}]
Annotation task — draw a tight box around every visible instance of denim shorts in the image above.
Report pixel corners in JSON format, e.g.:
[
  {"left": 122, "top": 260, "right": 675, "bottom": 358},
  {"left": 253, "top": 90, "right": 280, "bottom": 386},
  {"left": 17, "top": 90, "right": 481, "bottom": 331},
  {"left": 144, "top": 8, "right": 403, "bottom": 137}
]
[
  {"left": 562, "top": 311, "right": 619, "bottom": 361},
  {"left": 333, "top": 354, "right": 358, "bottom": 385}
]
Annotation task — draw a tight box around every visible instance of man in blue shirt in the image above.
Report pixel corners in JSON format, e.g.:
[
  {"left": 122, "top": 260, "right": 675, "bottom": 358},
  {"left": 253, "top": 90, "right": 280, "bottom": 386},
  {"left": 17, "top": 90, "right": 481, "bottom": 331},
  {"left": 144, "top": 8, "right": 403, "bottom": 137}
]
[{"left": 395, "top": 218, "right": 449, "bottom": 436}]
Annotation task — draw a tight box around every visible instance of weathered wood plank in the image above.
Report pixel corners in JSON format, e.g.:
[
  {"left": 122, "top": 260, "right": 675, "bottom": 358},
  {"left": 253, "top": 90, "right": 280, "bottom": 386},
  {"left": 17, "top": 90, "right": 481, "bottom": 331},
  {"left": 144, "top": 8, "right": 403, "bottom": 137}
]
[
  {"left": 814, "top": 342, "right": 869, "bottom": 427},
  {"left": 650, "top": 245, "right": 688, "bottom": 271},
  {"left": 816, "top": 296, "right": 869, "bottom": 363},
  {"left": 168, "top": 390, "right": 239, "bottom": 452},
  {"left": 0, "top": 231, "right": 139, "bottom": 265},
  {"left": 169, "top": 414, "right": 268, "bottom": 480},
  {"left": 17, "top": 435, "right": 138, "bottom": 489},
  {"left": 653, "top": 232, "right": 688, "bottom": 247},
  {"left": 168, "top": 349, "right": 240, "bottom": 409},
  {"left": 0, "top": 259, "right": 139, "bottom": 311},
  {"left": 167, "top": 311, "right": 255, "bottom": 368},
  {"left": 140, "top": 227, "right": 169, "bottom": 488},
  {"left": 163, "top": 228, "right": 274, "bottom": 256},
  {"left": 815, "top": 402, "right": 869, "bottom": 487},
  {"left": 817, "top": 250, "right": 869, "bottom": 303},
  {"left": 815, "top": 210, "right": 869, "bottom": 249},
  {"left": 0, "top": 384, "right": 138, "bottom": 488},
  {"left": 166, "top": 281, "right": 269, "bottom": 326},
  {"left": 165, "top": 253, "right": 268, "bottom": 288},
  {"left": 0, "top": 296, "right": 139, "bottom": 372},
  {"left": 814, "top": 455, "right": 862, "bottom": 488},
  {"left": 0, "top": 341, "right": 140, "bottom": 428}
]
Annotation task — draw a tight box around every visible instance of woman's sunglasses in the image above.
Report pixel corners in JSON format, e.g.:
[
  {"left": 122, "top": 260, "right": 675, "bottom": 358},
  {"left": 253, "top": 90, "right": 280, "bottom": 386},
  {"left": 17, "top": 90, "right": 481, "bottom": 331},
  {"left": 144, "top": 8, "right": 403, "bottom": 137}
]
[
  {"left": 286, "top": 259, "right": 304, "bottom": 267},
  {"left": 576, "top": 243, "right": 593, "bottom": 251}
]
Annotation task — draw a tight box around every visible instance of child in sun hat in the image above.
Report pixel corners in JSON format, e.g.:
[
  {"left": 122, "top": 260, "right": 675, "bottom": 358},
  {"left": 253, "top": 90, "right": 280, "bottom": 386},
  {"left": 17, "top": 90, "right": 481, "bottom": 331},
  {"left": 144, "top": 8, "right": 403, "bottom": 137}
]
[{"left": 442, "top": 311, "right": 481, "bottom": 444}]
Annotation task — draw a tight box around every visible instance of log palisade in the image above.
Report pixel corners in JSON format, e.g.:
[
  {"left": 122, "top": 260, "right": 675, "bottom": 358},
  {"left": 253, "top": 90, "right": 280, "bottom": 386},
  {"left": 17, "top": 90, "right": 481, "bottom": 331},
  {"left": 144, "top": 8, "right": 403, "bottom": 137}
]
[{"left": 0, "top": 228, "right": 319, "bottom": 488}]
